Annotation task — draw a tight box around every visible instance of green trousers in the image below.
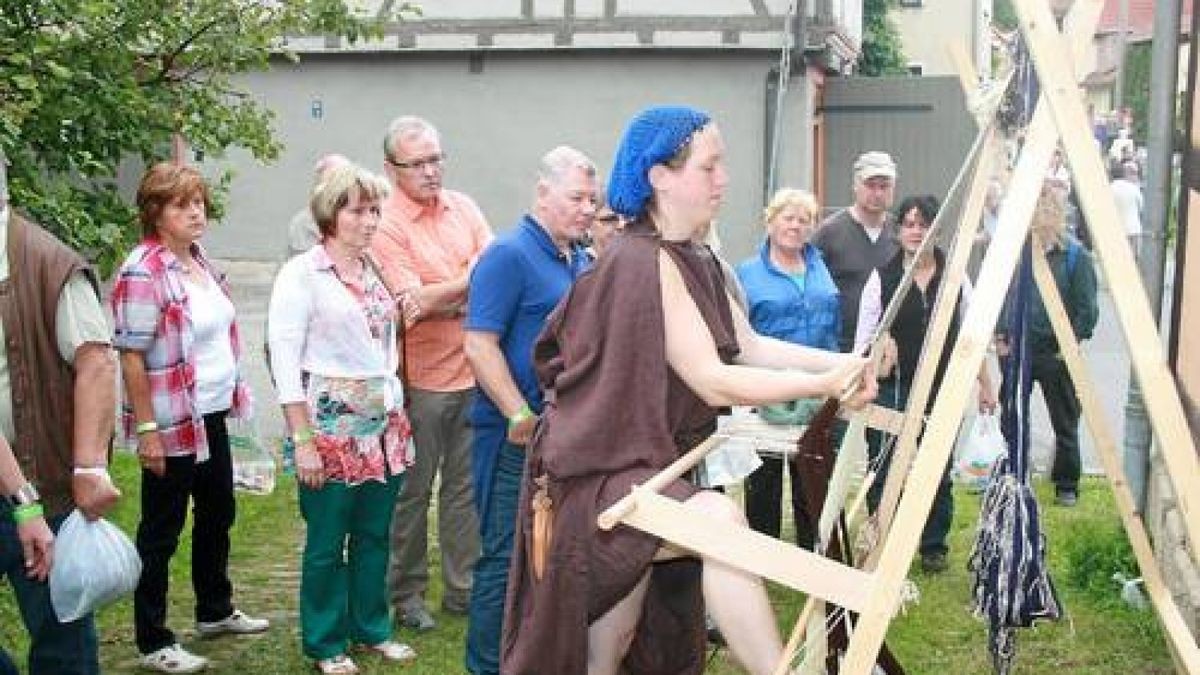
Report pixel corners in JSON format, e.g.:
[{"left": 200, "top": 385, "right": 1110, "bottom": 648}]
[{"left": 298, "top": 474, "right": 403, "bottom": 659}]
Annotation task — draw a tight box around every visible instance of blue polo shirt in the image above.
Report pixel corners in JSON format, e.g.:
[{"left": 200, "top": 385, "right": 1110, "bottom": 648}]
[{"left": 465, "top": 214, "right": 591, "bottom": 428}]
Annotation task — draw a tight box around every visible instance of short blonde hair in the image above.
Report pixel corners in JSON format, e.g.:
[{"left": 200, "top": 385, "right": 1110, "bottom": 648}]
[
  {"left": 763, "top": 188, "right": 819, "bottom": 228},
  {"left": 309, "top": 164, "right": 391, "bottom": 238},
  {"left": 1031, "top": 182, "right": 1068, "bottom": 247}
]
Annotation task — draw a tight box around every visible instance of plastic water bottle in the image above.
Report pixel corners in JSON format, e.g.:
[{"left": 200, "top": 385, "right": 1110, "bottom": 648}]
[
  {"left": 1113, "top": 572, "right": 1149, "bottom": 610},
  {"left": 281, "top": 437, "right": 296, "bottom": 476},
  {"left": 229, "top": 433, "right": 278, "bottom": 494}
]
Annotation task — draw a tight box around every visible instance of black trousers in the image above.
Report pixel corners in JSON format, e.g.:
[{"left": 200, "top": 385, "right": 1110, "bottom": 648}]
[
  {"left": 1031, "top": 353, "right": 1082, "bottom": 490},
  {"left": 134, "top": 411, "right": 236, "bottom": 654},
  {"left": 744, "top": 455, "right": 815, "bottom": 549}
]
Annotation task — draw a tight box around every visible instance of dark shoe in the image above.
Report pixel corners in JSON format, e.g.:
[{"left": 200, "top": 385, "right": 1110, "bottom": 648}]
[
  {"left": 1055, "top": 487, "right": 1078, "bottom": 507},
  {"left": 920, "top": 552, "right": 948, "bottom": 574},
  {"left": 440, "top": 600, "right": 469, "bottom": 616},
  {"left": 398, "top": 605, "right": 436, "bottom": 632}
]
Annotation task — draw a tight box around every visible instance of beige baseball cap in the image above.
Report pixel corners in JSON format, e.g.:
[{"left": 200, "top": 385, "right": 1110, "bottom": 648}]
[{"left": 853, "top": 151, "right": 897, "bottom": 182}]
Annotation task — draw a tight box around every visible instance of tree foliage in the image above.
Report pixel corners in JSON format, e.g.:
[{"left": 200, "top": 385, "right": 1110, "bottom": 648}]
[
  {"left": 0, "top": 0, "right": 414, "bottom": 274},
  {"left": 1121, "top": 41, "right": 1152, "bottom": 145},
  {"left": 857, "top": 0, "right": 907, "bottom": 76},
  {"left": 992, "top": 0, "right": 1018, "bottom": 31}
]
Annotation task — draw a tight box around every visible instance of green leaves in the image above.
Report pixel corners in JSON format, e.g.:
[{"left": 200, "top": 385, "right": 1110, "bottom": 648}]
[
  {"left": 858, "top": 0, "right": 907, "bottom": 77},
  {"left": 992, "top": 0, "right": 1018, "bottom": 31},
  {"left": 1, "top": 0, "right": 409, "bottom": 275}
]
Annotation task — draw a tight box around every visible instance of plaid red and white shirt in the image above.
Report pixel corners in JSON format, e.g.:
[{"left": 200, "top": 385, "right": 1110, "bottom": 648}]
[{"left": 111, "top": 237, "right": 253, "bottom": 461}]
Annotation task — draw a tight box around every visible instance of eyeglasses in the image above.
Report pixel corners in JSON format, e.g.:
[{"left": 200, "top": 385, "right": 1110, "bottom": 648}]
[
  {"left": 387, "top": 153, "right": 446, "bottom": 172},
  {"left": 900, "top": 219, "right": 931, "bottom": 230}
]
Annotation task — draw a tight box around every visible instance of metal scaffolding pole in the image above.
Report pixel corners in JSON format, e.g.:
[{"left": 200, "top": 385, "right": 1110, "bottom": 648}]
[{"left": 1122, "top": 0, "right": 1182, "bottom": 510}]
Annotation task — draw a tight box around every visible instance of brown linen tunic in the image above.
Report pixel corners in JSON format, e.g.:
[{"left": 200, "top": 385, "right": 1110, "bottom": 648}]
[{"left": 500, "top": 221, "right": 739, "bottom": 675}]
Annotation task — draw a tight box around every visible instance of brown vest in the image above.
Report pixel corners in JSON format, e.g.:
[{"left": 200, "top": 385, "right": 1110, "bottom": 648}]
[{"left": 1, "top": 215, "right": 100, "bottom": 516}]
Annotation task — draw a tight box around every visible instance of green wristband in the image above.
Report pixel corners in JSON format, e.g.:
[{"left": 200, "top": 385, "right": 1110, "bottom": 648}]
[
  {"left": 507, "top": 404, "right": 534, "bottom": 429},
  {"left": 12, "top": 503, "right": 44, "bottom": 525},
  {"left": 292, "top": 427, "right": 315, "bottom": 445}
]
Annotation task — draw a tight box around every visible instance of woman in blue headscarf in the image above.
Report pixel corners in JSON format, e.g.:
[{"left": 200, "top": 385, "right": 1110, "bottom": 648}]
[{"left": 500, "top": 106, "right": 875, "bottom": 675}]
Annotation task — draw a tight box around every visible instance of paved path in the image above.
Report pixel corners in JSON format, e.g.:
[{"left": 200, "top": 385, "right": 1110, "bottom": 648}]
[{"left": 218, "top": 260, "right": 286, "bottom": 441}]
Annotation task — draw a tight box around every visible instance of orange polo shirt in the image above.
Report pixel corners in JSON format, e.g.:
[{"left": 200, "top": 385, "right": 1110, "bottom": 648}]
[{"left": 372, "top": 187, "right": 493, "bottom": 392}]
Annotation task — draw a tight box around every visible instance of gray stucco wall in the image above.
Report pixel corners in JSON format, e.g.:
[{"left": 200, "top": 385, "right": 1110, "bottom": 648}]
[
  {"left": 200, "top": 49, "right": 812, "bottom": 266},
  {"left": 821, "top": 76, "right": 975, "bottom": 212}
]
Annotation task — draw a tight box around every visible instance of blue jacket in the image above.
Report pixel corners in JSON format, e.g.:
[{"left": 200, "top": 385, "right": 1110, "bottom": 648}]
[{"left": 736, "top": 240, "right": 841, "bottom": 351}]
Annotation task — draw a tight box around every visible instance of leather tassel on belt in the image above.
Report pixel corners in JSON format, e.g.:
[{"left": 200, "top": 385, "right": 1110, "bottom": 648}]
[{"left": 531, "top": 474, "right": 554, "bottom": 581}]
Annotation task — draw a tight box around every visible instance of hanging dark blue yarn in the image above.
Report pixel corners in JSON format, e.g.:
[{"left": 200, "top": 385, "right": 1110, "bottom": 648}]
[{"left": 968, "top": 241, "right": 1063, "bottom": 675}]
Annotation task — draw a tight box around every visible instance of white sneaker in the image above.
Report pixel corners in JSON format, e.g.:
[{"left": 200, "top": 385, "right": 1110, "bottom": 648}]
[
  {"left": 195, "top": 609, "right": 270, "bottom": 638},
  {"left": 358, "top": 640, "right": 416, "bottom": 662},
  {"left": 139, "top": 644, "right": 209, "bottom": 673}
]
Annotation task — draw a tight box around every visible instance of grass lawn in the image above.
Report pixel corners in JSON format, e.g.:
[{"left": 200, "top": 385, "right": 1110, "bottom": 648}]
[{"left": 0, "top": 453, "right": 1174, "bottom": 673}]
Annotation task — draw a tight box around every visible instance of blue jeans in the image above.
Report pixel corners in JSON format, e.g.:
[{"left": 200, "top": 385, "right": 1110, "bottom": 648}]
[
  {"left": 465, "top": 434, "right": 524, "bottom": 675},
  {"left": 865, "top": 379, "right": 954, "bottom": 556},
  {"left": 0, "top": 506, "right": 100, "bottom": 674}
]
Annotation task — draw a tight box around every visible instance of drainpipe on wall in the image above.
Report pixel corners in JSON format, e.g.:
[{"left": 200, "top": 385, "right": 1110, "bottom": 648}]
[
  {"left": 1113, "top": 0, "right": 1129, "bottom": 112},
  {"left": 764, "top": 2, "right": 808, "bottom": 202},
  {"left": 765, "top": 65, "right": 783, "bottom": 203},
  {"left": 1169, "top": 0, "right": 1200, "bottom": 369}
]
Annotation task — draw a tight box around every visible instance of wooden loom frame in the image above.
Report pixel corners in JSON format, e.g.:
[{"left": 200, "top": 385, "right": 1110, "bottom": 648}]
[{"left": 596, "top": 1, "right": 1200, "bottom": 672}]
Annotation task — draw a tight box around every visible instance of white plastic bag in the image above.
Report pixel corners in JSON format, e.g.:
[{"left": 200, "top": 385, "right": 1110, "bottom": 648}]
[
  {"left": 695, "top": 441, "right": 762, "bottom": 488},
  {"left": 229, "top": 419, "right": 277, "bottom": 495},
  {"left": 50, "top": 510, "right": 142, "bottom": 622},
  {"left": 954, "top": 412, "right": 1007, "bottom": 492}
]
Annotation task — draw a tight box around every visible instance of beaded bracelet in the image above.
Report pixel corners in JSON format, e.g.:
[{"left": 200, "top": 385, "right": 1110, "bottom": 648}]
[{"left": 12, "top": 503, "right": 44, "bottom": 525}]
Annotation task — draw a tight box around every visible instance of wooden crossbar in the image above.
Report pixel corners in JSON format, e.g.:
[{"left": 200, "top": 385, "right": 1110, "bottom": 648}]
[
  {"left": 846, "top": 402, "right": 904, "bottom": 436},
  {"left": 614, "top": 488, "right": 876, "bottom": 612}
]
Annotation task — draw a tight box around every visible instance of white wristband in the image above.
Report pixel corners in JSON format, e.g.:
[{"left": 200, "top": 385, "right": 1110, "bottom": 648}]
[{"left": 73, "top": 466, "right": 110, "bottom": 478}]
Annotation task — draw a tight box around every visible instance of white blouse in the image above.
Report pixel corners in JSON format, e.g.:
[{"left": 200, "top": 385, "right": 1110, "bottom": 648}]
[
  {"left": 184, "top": 271, "right": 237, "bottom": 414},
  {"left": 267, "top": 246, "right": 400, "bottom": 405}
]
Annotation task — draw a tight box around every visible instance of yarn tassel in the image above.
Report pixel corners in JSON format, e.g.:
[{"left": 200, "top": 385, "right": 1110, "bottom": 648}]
[{"left": 969, "top": 237, "right": 1062, "bottom": 673}]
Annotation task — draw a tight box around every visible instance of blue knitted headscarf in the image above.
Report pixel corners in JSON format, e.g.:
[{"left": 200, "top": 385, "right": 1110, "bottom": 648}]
[{"left": 607, "top": 105, "right": 711, "bottom": 220}]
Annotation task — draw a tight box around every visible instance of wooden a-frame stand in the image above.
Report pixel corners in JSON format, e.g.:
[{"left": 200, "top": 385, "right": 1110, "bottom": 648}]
[{"left": 597, "top": 0, "right": 1200, "bottom": 671}]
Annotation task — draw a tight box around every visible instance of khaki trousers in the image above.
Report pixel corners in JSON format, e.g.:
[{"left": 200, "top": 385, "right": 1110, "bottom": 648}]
[{"left": 388, "top": 387, "right": 479, "bottom": 613}]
